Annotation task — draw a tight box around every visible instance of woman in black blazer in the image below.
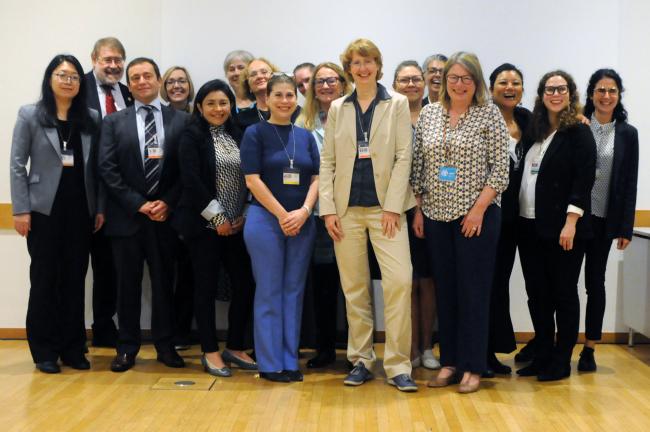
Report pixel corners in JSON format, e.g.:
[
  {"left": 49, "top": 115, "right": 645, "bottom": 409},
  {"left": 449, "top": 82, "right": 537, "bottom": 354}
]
[
  {"left": 485, "top": 63, "right": 532, "bottom": 376},
  {"left": 10, "top": 54, "right": 103, "bottom": 373},
  {"left": 173, "top": 79, "right": 256, "bottom": 376},
  {"left": 578, "top": 69, "right": 639, "bottom": 372},
  {"left": 516, "top": 70, "right": 596, "bottom": 381}
]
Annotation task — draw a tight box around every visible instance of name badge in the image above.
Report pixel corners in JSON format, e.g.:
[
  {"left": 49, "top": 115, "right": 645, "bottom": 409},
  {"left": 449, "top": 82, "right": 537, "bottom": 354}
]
[
  {"left": 531, "top": 157, "right": 541, "bottom": 175},
  {"left": 147, "top": 146, "right": 164, "bottom": 159},
  {"left": 283, "top": 167, "right": 300, "bottom": 186},
  {"left": 61, "top": 150, "right": 74, "bottom": 167},
  {"left": 439, "top": 166, "right": 457, "bottom": 182},
  {"left": 357, "top": 140, "right": 371, "bottom": 159}
]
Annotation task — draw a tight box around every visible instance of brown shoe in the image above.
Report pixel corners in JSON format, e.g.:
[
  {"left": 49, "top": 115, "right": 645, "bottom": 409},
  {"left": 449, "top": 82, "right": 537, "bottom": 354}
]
[
  {"left": 458, "top": 373, "right": 480, "bottom": 394},
  {"left": 427, "top": 367, "right": 458, "bottom": 388}
]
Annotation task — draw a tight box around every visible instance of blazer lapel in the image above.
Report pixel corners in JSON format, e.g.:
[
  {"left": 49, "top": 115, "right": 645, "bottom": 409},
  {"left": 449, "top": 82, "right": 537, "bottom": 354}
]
[
  {"left": 539, "top": 132, "right": 561, "bottom": 173},
  {"left": 342, "top": 101, "right": 357, "bottom": 148},
  {"left": 81, "top": 132, "right": 91, "bottom": 165},
  {"left": 369, "top": 99, "right": 389, "bottom": 142},
  {"left": 44, "top": 127, "right": 62, "bottom": 158},
  {"left": 124, "top": 108, "right": 143, "bottom": 173},
  {"left": 610, "top": 123, "right": 625, "bottom": 190}
]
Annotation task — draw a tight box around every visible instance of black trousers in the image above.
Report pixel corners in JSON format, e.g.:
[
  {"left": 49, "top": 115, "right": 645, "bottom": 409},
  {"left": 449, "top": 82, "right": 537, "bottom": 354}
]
[
  {"left": 90, "top": 228, "right": 118, "bottom": 341},
  {"left": 111, "top": 219, "right": 176, "bottom": 355},
  {"left": 518, "top": 218, "right": 584, "bottom": 368},
  {"left": 488, "top": 219, "right": 517, "bottom": 354},
  {"left": 584, "top": 216, "right": 612, "bottom": 341},
  {"left": 172, "top": 237, "right": 195, "bottom": 343},
  {"left": 423, "top": 204, "right": 501, "bottom": 374},
  {"left": 26, "top": 205, "right": 92, "bottom": 363},
  {"left": 185, "top": 230, "right": 255, "bottom": 353}
]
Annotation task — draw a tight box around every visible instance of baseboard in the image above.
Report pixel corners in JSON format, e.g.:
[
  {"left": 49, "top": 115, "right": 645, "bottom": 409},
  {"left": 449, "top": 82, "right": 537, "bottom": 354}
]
[{"left": 1, "top": 329, "right": 648, "bottom": 344}]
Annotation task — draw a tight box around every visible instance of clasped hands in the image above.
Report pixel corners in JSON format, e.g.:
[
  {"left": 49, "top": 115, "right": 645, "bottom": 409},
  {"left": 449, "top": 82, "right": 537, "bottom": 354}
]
[
  {"left": 215, "top": 217, "right": 244, "bottom": 236},
  {"left": 139, "top": 200, "right": 169, "bottom": 222},
  {"left": 278, "top": 208, "right": 309, "bottom": 237}
]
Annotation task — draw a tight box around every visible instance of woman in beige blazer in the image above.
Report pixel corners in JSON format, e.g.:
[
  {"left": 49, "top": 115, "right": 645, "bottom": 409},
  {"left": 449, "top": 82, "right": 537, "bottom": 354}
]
[{"left": 319, "top": 38, "right": 417, "bottom": 392}]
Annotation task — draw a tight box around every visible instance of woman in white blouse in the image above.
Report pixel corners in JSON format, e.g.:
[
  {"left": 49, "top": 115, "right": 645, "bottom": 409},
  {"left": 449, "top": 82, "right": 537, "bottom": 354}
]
[
  {"left": 411, "top": 51, "right": 509, "bottom": 393},
  {"left": 516, "top": 70, "right": 596, "bottom": 382}
]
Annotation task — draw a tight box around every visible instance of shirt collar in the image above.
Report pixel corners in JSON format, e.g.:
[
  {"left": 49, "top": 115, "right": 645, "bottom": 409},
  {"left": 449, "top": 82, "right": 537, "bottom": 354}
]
[
  {"left": 590, "top": 114, "right": 616, "bottom": 134},
  {"left": 344, "top": 82, "right": 392, "bottom": 103},
  {"left": 135, "top": 98, "right": 162, "bottom": 112}
]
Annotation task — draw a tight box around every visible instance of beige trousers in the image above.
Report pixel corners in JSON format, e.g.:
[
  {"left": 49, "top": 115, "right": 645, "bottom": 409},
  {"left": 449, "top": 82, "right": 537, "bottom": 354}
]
[{"left": 333, "top": 206, "right": 412, "bottom": 378}]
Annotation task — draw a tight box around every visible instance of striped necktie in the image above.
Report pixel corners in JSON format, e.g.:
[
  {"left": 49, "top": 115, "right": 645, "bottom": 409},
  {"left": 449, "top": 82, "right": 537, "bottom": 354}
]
[{"left": 142, "top": 105, "right": 160, "bottom": 197}]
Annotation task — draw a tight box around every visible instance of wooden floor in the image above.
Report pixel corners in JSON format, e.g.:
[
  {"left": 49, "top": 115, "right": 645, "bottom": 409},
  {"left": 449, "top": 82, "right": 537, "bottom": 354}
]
[{"left": 1, "top": 342, "right": 649, "bottom": 432}]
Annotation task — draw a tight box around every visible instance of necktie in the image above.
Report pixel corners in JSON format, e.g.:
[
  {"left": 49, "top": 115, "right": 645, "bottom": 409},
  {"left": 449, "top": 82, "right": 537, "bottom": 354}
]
[
  {"left": 142, "top": 106, "right": 160, "bottom": 197},
  {"left": 101, "top": 84, "right": 117, "bottom": 115}
]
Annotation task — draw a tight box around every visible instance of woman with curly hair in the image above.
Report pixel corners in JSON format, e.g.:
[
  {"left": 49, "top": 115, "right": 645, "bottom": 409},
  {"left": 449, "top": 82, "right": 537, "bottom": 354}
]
[{"left": 516, "top": 70, "right": 596, "bottom": 381}]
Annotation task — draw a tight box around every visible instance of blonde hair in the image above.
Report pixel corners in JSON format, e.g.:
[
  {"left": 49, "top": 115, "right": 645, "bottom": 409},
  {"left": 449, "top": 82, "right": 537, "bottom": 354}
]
[
  {"left": 340, "top": 38, "right": 383, "bottom": 82},
  {"left": 159, "top": 66, "right": 195, "bottom": 112},
  {"left": 298, "top": 62, "right": 352, "bottom": 131},
  {"left": 439, "top": 51, "right": 489, "bottom": 110},
  {"left": 240, "top": 57, "right": 280, "bottom": 101}
]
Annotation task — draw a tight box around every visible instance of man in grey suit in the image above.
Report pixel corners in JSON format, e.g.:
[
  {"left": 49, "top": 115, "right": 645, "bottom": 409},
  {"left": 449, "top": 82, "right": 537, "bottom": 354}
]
[
  {"left": 98, "top": 57, "right": 188, "bottom": 372},
  {"left": 85, "top": 37, "right": 134, "bottom": 348}
]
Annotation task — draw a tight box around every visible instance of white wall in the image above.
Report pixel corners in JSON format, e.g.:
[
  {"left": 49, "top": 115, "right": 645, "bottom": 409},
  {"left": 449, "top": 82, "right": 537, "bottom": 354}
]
[{"left": 0, "top": 0, "right": 647, "bottom": 331}]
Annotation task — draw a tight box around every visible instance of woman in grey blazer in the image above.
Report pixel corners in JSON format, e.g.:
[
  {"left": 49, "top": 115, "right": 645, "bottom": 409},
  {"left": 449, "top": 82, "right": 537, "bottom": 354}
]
[{"left": 10, "top": 54, "right": 103, "bottom": 374}]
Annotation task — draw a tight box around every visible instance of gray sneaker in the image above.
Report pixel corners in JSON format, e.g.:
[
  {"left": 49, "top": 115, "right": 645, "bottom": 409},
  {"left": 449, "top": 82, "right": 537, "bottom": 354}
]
[
  {"left": 387, "top": 374, "right": 418, "bottom": 392},
  {"left": 343, "top": 362, "right": 374, "bottom": 386}
]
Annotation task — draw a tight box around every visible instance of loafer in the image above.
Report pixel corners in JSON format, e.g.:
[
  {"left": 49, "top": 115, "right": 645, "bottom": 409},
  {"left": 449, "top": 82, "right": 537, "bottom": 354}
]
[
  {"left": 427, "top": 368, "right": 460, "bottom": 388},
  {"left": 36, "top": 361, "right": 61, "bottom": 374},
  {"left": 283, "top": 369, "right": 303, "bottom": 382},
  {"left": 537, "top": 364, "right": 571, "bottom": 382},
  {"left": 343, "top": 362, "right": 373, "bottom": 386},
  {"left": 387, "top": 374, "right": 418, "bottom": 392},
  {"left": 517, "top": 362, "right": 543, "bottom": 377},
  {"left": 201, "top": 354, "right": 232, "bottom": 377},
  {"left": 306, "top": 351, "right": 336, "bottom": 369},
  {"left": 174, "top": 344, "right": 191, "bottom": 351},
  {"left": 157, "top": 350, "right": 185, "bottom": 368},
  {"left": 577, "top": 347, "right": 597, "bottom": 372},
  {"left": 222, "top": 350, "right": 257, "bottom": 370},
  {"left": 111, "top": 353, "right": 136, "bottom": 372},
  {"left": 488, "top": 353, "right": 512, "bottom": 375},
  {"left": 514, "top": 340, "right": 536, "bottom": 363},
  {"left": 62, "top": 355, "right": 91, "bottom": 370},
  {"left": 260, "top": 371, "right": 291, "bottom": 383},
  {"left": 422, "top": 350, "right": 441, "bottom": 370}
]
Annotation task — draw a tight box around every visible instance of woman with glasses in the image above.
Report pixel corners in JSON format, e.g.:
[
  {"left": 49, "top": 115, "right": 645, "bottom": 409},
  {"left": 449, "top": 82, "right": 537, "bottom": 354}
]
[
  {"left": 10, "top": 54, "right": 103, "bottom": 373},
  {"left": 296, "top": 62, "right": 352, "bottom": 369},
  {"left": 223, "top": 50, "right": 255, "bottom": 111},
  {"left": 516, "top": 70, "right": 596, "bottom": 381},
  {"left": 578, "top": 69, "right": 638, "bottom": 372},
  {"left": 484, "top": 63, "right": 532, "bottom": 376},
  {"left": 392, "top": 60, "right": 440, "bottom": 371},
  {"left": 320, "top": 39, "right": 417, "bottom": 392},
  {"left": 411, "top": 52, "right": 509, "bottom": 393},
  {"left": 422, "top": 54, "right": 448, "bottom": 106},
  {"left": 173, "top": 79, "right": 257, "bottom": 377},
  {"left": 160, "top": 66, "right": 195, "bottom": 113},
  {"left": 241, "top": 74, "right": 320, "bottom": 382}
]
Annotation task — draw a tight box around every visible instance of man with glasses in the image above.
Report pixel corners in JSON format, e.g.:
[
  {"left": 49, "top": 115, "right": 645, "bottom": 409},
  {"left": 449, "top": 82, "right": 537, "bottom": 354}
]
[{"left": 84, "top": 37, "right": 133, "bottom": 348}]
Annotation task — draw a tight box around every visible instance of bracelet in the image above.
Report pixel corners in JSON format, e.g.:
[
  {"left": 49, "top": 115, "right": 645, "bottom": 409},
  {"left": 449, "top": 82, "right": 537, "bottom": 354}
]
[{"left": 302, "top": 205, "right": 312, "bottom": 216}]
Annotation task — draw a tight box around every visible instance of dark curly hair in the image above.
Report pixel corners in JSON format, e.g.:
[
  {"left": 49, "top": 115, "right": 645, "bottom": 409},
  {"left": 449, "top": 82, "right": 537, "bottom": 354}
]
[
  {"left": 529, "top": 70, "right": 581, "bottom": 142},
  {"left": 583, "top": 68, "right": 627, "bottom": 122}
]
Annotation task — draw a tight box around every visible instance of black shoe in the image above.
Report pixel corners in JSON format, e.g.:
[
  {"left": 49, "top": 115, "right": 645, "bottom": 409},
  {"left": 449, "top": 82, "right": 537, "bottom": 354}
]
[
  {"left": 260, "top": 372, "right": 291, "bottom": 383},
  {"left": 537, "top": 364, "right": 571, "bottom": 382},
  {"left": 577, "top": 347, "right": 597, "bottom": 372},
  {"left": 482, "top": 369, "right": 495, "bottom": 378},
  {"left": 283, "top": 369, "right": 304, "bottom": 382},
  {"left": 307, "top": 351, "right": 336, "bottom": 369},
  {"left": 517, "top": 361, "right": 543, "bottom": 377},
  {"left": 157, "top": 350, "right": 185, "bottom": 368},
  {"left": 62, "top": 355, "right": 91, "bottom": 370},
  {"left": 488, "top": 353, "right": 512, "bottom": 375},
  {"left": 36, "top": 361, "right": 61, "bottom": 374},
  {"left": 514, "top": 340, "right": 536, "bottom": 363},
  {"left": 111, "top": 353, "right": 136, "bottom": 372}
]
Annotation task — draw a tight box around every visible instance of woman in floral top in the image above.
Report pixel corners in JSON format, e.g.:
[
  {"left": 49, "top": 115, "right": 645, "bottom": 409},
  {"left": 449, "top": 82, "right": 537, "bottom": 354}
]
[{"left": 411, "top": 51, "right": 509, "bottom": 393}]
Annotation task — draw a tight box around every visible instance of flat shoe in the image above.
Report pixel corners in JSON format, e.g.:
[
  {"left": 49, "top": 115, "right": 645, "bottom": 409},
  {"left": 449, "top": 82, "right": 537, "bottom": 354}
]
[
  {"left": 260, "top": 372, "right": 291, "bottom": 383},
  {"left": 222, "top": 350, "right": 257, "bottom": 370},
  {"left": 36, "top": 361, "right": 61, "bottom": 374},
  {"left": 202, "top": 354, "right": 232, "bottom": 377},
  {"left": 458, "top": 380, "right": 480, "bottom": 394},
  {"left": 427, "top": 369, "right": 459, "bottom": 388}
]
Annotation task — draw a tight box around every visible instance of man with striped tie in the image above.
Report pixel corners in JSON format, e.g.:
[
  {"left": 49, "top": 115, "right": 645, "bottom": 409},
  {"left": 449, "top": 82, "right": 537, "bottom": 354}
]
[{"left": 98, "top": 57, "right": 189, "bottom": 372}]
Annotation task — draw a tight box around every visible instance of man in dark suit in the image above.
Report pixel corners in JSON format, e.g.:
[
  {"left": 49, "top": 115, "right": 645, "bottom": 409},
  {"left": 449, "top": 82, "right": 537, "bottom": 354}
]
[
  {"left": 99, "top": 57, "right": 188, "bottom": 372},
  {"left": 85, "top": 37, "right": 134, "bottom": 348}
]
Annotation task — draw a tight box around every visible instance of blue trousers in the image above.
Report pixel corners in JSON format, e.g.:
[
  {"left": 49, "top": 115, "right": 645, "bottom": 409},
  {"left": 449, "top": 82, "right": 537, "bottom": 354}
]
[{"left": 244, "top": 205, "right": 315, "bottom": 372}]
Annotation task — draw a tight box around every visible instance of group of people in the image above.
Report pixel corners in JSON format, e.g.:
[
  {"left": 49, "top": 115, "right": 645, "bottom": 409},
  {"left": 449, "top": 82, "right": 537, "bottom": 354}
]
[{"left": 10, "top": 36, "right": 639, "bottom": 394}]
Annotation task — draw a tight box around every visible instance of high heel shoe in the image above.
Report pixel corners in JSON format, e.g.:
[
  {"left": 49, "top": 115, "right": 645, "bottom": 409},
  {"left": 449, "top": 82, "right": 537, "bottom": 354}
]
[
  {"left": 222, "top": 350, "right": 257, "bottom": 370},
  {"left": 427, "top": 367, "right": 459, "bottom": 388},
  {"left": 201, "top": 354, "right": 232, "bottom": 377}
]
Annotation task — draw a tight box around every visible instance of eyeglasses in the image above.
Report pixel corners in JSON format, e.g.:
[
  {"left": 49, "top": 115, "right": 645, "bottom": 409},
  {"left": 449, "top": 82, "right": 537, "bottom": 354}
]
[
  {"left": 396, "top": 76, "right": 424, "bottom": 86},
  {"left": 544, "top": 85, "right": 569, "bottom": 95},
  {"left": 53, "top": 72, "right": 80, "bottom": 83},
  {"left": 350, "top": 58, "right": 376, "bottom": 69},
  {"left": 166, "top": 78, "right": 188, "bottom": 86},
  {"left": 98, "top": 56, "right": 124, "bottom": 66},
  {"left": 249, "top": 68, "right": 271, "bottom": 78},
  {"left": 447, "top": 74, "right": 474, "bottom": 85},
  {"left": 315, "top": 77, "right": 340, "bottom": 87},
  {"left": 427, "top": 67, "right": 444, "bottom": 75},
  {"left": 595, "top": 87, "right": 619, "bottom": 96}
]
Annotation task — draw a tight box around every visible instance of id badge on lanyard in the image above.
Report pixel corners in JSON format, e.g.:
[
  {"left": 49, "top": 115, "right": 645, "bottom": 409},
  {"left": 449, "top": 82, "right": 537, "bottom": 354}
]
[
  {"left": 358, "top": 140, "right": 371, "bottom": 159},
  {"left": 531, "top": 157, "right": 541, "bottom": 175},
  {"left": 439, "top": 166, "right": 457, "bottom": 182},
  {"left": 61, "top": 145, "right": 74, "bottom": 167},
  {"left": 283, "top": 166, "right": 300, "bottom": 185}
]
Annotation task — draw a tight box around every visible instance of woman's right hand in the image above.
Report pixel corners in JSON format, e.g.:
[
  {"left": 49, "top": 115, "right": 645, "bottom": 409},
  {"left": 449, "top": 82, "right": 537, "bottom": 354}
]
[
  {"left": 14, "top": 213, "right": 31, "bottom": 237},
  {"left": 216, "top": 220, "right": 233, "bottom": 236},
  {"left": 324, "top": 214, "right": 344, "bottom": 241},
  {"left": 412, "top": 207, "right": 425, "bottom": 239}
]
